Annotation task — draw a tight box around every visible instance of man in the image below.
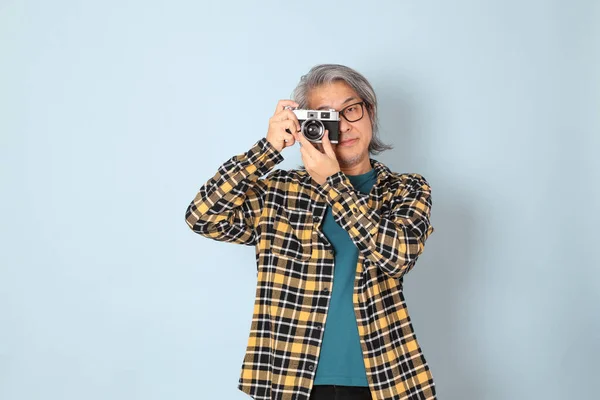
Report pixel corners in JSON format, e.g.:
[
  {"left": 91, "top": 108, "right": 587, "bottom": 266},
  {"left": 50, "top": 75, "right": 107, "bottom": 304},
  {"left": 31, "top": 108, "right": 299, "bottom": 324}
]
[{"left": 185, "top": 64, "right": 436, "bottom": 400}]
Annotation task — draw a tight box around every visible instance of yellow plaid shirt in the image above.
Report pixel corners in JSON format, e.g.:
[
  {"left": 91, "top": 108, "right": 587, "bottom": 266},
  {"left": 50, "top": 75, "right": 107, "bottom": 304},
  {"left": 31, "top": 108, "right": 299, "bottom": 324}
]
[{"left": 185, "top": 138, "right": 436, "bottom": 400}]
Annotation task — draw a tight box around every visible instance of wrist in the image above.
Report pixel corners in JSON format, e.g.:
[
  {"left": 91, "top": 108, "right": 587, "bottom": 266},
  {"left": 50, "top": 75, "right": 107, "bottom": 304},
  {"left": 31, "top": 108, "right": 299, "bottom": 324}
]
[{"left": 265, "top": 137, "right": 283, "bottom": 153}]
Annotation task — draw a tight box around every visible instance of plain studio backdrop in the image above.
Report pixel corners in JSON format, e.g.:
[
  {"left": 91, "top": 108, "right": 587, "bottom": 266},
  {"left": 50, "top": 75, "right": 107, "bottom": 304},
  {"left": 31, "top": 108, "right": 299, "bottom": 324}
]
[{"left": 1, "top": 1, "right": 598, "bottom": 399}]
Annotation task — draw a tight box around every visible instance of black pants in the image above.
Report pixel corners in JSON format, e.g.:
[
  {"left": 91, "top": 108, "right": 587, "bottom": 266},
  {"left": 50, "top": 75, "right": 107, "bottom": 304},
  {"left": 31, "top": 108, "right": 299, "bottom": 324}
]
[{"left": 309, "top": 384, "right": 373, "bottom": 400}]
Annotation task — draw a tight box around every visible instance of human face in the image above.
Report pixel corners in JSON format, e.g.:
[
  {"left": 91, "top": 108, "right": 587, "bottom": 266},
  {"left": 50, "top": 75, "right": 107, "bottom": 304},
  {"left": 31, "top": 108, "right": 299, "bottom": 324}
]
[{"left": 307, "top": 81, "right": 373, "bottom": 175}]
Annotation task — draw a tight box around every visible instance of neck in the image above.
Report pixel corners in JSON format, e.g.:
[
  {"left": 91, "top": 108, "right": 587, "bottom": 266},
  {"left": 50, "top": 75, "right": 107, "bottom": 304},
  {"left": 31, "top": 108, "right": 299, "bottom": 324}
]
[{"left": 340, "top": 156, "right": 372, "bottom": 176}]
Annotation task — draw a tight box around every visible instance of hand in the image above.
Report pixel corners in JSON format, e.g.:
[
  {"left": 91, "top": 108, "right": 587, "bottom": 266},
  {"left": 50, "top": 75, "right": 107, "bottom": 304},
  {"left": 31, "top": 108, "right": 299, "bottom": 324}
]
[
  {"left": 266, "top": 100, "right": 301, "bottom": 152},
  {"left": 294, "top": 129, "right": 341, "bottom": 186}
]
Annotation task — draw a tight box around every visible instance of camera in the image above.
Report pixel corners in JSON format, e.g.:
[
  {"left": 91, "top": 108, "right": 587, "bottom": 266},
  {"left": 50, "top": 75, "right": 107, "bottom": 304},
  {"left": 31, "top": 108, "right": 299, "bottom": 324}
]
[{"left": 292, "top": 109, "right": 340, "bottom": 143}]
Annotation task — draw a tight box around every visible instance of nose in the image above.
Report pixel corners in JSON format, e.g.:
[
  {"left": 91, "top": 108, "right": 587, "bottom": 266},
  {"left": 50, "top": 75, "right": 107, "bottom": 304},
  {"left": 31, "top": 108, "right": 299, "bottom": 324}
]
[{"left": 339, "top": 116, "right": 352, "bottom": 133}]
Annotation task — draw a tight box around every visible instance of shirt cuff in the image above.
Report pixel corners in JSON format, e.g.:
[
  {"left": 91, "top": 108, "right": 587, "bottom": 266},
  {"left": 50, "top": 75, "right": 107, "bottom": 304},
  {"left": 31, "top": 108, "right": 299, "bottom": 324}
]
[
  {"left": 316, "top": 171, "right": 354, "bottom": 205},
  {"left": 239, "top": 137, "right": 284, "bottom": 177}
]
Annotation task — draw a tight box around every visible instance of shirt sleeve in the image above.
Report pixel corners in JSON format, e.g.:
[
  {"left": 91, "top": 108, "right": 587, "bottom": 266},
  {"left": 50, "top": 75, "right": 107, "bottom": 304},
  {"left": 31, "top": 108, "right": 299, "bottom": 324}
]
[
  {"left": 184, "top": 137, "right": 283, "bottom": 246},
  {"left": 316, "top": 172, "right": 434, "bottom": 279}
]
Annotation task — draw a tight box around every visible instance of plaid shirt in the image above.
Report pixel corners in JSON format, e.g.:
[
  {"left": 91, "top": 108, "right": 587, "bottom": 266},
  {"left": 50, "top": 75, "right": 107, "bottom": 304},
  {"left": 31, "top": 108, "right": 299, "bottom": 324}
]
[{"left": 185, "top": 138, "right": 436, "bottom": 400}]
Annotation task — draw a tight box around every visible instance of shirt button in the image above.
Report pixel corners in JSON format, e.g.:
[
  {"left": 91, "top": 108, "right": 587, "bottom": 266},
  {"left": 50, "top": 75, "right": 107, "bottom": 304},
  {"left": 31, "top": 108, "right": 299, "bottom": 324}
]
[
  {"left": 352, "top": 207, "right": 358, "bottom": 213},
  {"left": 308, "top": 364, "right": 314, "bottom": 371},
  {"left": 322, "top": 288, "right": 329, "bottom": 295},
  {"left": 328, "top": 249, "right": 334, "bottom": 256}
]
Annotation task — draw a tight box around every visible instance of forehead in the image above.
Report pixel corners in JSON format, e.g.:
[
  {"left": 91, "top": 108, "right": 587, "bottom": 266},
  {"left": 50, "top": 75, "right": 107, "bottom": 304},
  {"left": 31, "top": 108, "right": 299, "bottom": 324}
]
[{"left": 307, "top": 81, "right": 359, "bottom": 109}]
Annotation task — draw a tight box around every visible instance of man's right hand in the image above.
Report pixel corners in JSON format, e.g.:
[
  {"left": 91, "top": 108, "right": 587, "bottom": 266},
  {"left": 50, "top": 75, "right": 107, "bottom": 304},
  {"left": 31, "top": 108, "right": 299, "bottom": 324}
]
[{"left": 266, "top": 100, "right": 302, "bottom": 152}]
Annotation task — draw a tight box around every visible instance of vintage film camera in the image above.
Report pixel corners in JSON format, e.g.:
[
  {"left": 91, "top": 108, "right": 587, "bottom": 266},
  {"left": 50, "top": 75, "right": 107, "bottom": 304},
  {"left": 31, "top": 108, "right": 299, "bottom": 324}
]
[{"left": 286, "top": 107, "right": 340, "bottom": 143}]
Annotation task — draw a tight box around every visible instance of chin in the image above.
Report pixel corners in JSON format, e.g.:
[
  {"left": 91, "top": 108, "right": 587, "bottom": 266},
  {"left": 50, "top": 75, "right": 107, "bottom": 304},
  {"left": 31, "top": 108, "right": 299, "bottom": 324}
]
[{"left": 338, "top": 152, "right": 364, "bottom": 168}]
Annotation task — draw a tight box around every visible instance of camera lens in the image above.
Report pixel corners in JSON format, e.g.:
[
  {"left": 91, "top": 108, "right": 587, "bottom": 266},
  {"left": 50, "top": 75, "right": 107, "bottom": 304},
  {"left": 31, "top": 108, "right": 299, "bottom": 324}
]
[
  {"left": 301, "top": 119, "right": 324, "bottom": 141},
  {"left": 307, "top": 124, "right": 320, "bottom": 136}
]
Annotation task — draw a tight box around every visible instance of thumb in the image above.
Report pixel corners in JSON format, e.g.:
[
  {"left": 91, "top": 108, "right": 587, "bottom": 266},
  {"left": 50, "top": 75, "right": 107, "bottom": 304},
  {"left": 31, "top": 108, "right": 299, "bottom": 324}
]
[{"left": 322, "top": 130, "right": 336, "bottom": 158}]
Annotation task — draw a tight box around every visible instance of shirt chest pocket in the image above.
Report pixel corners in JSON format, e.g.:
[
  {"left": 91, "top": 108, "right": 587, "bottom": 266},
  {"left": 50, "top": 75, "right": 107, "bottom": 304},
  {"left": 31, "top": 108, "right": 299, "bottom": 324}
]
[{"left": 269, "top": 207, "right": 313, "bottom": 261}]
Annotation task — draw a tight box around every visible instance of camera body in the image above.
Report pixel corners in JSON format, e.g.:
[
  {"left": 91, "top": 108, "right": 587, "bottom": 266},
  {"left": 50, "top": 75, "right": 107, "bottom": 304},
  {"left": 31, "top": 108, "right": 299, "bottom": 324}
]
[{"left": 292, "top": 109, "right": 340, "bottom": 144}]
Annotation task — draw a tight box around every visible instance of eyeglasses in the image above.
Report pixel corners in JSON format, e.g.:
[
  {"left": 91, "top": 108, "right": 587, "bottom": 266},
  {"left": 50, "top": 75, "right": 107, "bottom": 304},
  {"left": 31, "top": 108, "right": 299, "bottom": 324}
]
[{"left": 338, "top": 101, "right": 366, "bottom": 123}]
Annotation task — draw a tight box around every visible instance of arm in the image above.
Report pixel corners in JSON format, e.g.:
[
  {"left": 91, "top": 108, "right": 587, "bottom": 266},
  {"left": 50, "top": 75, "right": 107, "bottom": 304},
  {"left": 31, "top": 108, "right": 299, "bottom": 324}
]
[
  {"left": 184, "top": 137, "right": 283, "bottom": 246},
  {"left": 316, "top": 173, "right": 434, "bottom": 279}
]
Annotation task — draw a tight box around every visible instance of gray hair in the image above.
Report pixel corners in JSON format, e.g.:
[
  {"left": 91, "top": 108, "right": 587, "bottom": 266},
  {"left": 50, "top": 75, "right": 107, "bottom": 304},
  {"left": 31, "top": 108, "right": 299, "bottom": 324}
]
[{"left": 291, "top": 64, "right": 393, "bottom": 155}]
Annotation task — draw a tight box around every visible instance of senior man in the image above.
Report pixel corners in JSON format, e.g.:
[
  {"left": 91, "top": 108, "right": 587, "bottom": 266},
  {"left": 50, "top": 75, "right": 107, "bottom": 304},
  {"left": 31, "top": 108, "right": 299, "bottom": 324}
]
[{"left": 185, "top": 64, "right": 436, "bottom": 400}]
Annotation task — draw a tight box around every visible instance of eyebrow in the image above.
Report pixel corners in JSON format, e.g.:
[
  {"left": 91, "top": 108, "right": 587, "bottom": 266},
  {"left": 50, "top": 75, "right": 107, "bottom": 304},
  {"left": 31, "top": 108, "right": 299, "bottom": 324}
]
[{"left": 316, "top": 96, "right": 358, "bottom": 110}]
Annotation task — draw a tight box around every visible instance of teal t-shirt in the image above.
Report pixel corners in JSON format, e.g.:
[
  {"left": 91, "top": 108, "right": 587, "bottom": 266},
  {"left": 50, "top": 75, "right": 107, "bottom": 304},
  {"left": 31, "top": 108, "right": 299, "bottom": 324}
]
[{"left": 313, "top": 167, "right": 377, "bottom": 387}]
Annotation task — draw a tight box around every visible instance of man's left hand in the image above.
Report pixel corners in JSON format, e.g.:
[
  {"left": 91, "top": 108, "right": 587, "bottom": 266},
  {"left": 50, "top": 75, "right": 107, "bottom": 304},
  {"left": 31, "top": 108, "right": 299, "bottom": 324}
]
[{"left": 294, "top": 130, "right": 341, "bottom": 186}]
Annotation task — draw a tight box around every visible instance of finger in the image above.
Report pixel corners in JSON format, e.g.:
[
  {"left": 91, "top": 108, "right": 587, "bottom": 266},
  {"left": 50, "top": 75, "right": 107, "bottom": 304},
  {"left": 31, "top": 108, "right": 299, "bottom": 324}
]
[
  {"left": 286, "top": 110, "right": 301, "bottom": 131},
  {"left": 272, "top": 110, "right": 301, "bottom": 131},
  {"left": 299, "top": 144, "right": 312, "bottom": 165},
  {"left": 321, "top": 130, "right": 336, "bottom": 158},
  {"left": 274, "top": 99, "right": 299, "bottom": 115},
  {"left": 274, "top": 120, "right": 299, "bottom": 140},
  {"left": 290, "top": 129, "right": 300, "bottom": 142},
  {"left": 283, "top": 134, "right": 295, "bottom": 146},
  {"left": 282, "top": 119, "right": 300, "bottom": 138},
  {"left": 295, "top": 129, "right": 319, "bottom": 157},
  {"left": 282, "top": 124, "right": 297, "bottom": 145}
]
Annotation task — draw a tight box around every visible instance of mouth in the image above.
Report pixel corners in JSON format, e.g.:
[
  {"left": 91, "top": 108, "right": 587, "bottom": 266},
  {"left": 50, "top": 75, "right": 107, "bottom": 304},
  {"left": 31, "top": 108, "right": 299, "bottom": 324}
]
[{"left": 338, "top": 138, "right": 358, "bottom": 147}]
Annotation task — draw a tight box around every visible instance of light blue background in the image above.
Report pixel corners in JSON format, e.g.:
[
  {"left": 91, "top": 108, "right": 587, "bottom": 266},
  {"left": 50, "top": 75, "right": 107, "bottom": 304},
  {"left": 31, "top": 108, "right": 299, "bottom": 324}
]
[{"left": 1, "top": 1, "right": 598, "bottom": 399}]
